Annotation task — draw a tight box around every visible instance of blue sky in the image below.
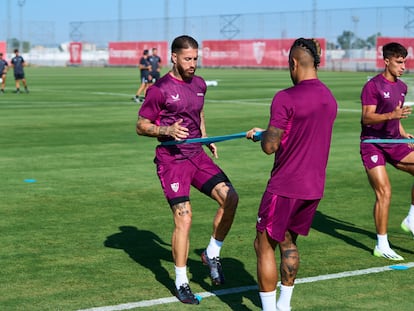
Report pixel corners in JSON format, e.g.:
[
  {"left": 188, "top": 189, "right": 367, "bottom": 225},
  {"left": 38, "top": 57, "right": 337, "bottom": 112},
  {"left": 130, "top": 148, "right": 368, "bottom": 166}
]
[{"left": 2, "top": 0, "right": 414, "bottom": 43}]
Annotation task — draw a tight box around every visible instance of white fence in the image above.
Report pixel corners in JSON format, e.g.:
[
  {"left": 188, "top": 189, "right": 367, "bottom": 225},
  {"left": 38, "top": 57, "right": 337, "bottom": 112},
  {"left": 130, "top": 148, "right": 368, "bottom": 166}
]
[{"left": 8, "top": 48, "right": 380, "bottom": 72}]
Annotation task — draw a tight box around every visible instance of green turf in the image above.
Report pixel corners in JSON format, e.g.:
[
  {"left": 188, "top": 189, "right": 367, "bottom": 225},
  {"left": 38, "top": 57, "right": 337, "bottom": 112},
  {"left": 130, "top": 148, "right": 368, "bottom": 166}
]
[{"left": 0, "top": 67, "right": 413, "bottom": 310}]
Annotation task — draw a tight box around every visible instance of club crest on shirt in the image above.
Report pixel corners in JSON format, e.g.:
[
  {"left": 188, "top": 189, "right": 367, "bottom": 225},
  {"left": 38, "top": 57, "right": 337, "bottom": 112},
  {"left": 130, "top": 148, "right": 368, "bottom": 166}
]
[
  {"left": 257, "top": 216, "right": 262, "bottom": 224},
  {"left": 171, "top": 93, "right": 180, "bottom": 101},
  {"left": 383, "top": 92, "right": 390, "bottom": 99},
  {"left": 171, "top": 182, "right": 179, "bottom": 193},
  {"left": 371, "top": 155, "right": 378, "bottom": 163}
]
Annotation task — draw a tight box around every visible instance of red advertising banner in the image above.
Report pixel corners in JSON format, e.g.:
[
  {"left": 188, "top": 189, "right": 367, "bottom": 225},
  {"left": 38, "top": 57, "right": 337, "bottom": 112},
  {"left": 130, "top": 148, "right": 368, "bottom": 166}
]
[
  {"left": 0, "top": 41, "right": 6, "bottom": 56},
  {"left": 202, "top": 39, "right": 326, "bottom": 68},
  {"left": 69, "top": 42, "right": 82, "bottom": 64},
  {"left": 376, "top": 37, "right": 414, "bottom": 70},
  {"left": 108, "top": 41, "right": 168, "bottom": 66}
]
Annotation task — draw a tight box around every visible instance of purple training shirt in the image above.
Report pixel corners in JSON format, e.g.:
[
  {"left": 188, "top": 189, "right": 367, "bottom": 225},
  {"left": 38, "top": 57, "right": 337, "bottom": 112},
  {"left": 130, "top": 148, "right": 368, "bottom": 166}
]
[
  {"left": 360, "top": 73, "right": 407, "bottom": 140},
  {"left": 138, "top": 73, "right": 207, "bottom": 163},
  {"left": 266, "top": 79, "right": 338, "bottom": 200}
]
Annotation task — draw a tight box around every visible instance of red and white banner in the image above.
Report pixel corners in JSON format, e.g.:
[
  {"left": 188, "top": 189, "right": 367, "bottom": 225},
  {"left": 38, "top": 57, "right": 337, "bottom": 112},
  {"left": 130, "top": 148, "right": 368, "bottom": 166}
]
[
  {"left": 69, "top": 42, "right": 82, "bottom": 64},
  {"left": 376, "top": 37, "right": 414, "bottom": 70},
  {"left": 0, "top": 41, "right": 6, "bottom": 56},
  {"left": 108, "top": 41, "right": 168, "bottom": 66},
  {"left": 202, "top": 39, "right": 326, "bottom": 68}
]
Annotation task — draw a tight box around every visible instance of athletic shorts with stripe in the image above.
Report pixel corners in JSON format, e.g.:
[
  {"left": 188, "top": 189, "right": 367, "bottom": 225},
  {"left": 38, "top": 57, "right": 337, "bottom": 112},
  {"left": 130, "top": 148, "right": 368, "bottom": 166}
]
[
  {"left": 256, "top": 191, "right": 320, "bottom": 242},
  {"left": 360, "top": 142, "right": 412, "bottom": 170},
  {"left": 156, "top": 151, "right": 230, "bottom": 207}
]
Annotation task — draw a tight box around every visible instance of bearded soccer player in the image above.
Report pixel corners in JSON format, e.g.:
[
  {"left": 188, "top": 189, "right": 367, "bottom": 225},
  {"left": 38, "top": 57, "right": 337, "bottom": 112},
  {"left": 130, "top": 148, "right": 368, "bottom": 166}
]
[{"left": 136, "top": 35, "right": 238, "bottom": 305}]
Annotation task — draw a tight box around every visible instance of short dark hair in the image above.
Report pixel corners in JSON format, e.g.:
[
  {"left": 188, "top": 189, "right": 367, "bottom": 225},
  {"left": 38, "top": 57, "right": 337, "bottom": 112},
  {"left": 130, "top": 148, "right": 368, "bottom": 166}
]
[
  {"left": 290, "top": 38, "right": 321, "bottom": 68},
  {"left": 14, "top": 49, "right": 18, "bottom": 53},
  {"left": 143, "top": 49, "right": 149, "bottom": 55},
  {"left": 383, "top": 42, "right": 407, "bottom": 59},
  {"left": 171, "top": 35, "right": 198, "bottom": 54}
]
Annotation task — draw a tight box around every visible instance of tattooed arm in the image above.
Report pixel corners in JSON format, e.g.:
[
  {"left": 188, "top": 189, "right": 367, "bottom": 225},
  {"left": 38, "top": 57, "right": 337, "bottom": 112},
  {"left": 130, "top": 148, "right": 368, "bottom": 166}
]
[
  {"left": 261, "top": 125, "right": 284, "bottom": 155},
  {"left": 136, "top": 116, "right": 189, "bottom": 140}
]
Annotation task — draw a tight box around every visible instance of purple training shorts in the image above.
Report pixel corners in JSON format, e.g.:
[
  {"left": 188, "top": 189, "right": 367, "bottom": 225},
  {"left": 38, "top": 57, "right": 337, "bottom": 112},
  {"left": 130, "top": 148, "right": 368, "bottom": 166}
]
[
  {"left": 156, "top": 150, "right": 229, "bottom": 207},
  {"left": 360, "top": 142, "right": 413, "bottom": 170},
  {"left": 256, "top": 191, "right": 320, "bottom": 242}
]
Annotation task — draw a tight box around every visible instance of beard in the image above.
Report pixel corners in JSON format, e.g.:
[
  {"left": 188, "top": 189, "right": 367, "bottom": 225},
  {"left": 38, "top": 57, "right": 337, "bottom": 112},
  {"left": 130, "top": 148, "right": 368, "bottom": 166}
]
[{"left": 176, "top": 63, "right": 195, "bottom": 81}]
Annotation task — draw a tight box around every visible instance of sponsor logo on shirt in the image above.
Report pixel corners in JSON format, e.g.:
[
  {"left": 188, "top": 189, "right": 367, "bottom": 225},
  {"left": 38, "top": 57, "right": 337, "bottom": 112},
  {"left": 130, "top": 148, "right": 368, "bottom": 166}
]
[
  {"left": 197, "top": 93, "right": 204, "bottom": 97},
  {"left": 171, "top": 93, "right": 180, "bottom": 101},
  {"left": 257, "top": 216, "right": 262, "bottom": 224},
  {"left": 171, "top": 182, "right": 179, "bottom": 193},
  {"left": 371, "top": 155, "right": 378, "bottom": 163}
]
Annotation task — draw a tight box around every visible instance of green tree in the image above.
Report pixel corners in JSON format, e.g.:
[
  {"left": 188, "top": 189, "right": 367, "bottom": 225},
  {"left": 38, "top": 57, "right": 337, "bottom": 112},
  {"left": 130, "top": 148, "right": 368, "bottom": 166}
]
[
  {"left": 337, "top": 30, "right": 355, "bottom": 50},
  {"left": 327, "top": 41, "right": 337, "bottom": 50},
  {"left": 6, "top": 38, "right": 30, "bottom": 53},
  {"left": 352, "top": 38, "right": 368, "bottom": 49},
  {"left": 366, "top": 33, "right": 381, "bottom": 48}
]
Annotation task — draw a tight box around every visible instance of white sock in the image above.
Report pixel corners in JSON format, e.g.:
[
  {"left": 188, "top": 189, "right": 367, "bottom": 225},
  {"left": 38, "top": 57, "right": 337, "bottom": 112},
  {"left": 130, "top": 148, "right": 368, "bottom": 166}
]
[
  {"left": 259, "top": 290, "right": 276, "bottom": 311},
  {"left": 175, "top": 265, "right": 189, "bottom": 289},
  {"left": 276, "top": 284, "right": 294, "bottom": 311},
  {"left": 377, "top": 234, "right": 390, "bottom": 250},
  {"left": 206, "top": 236, "right": 223, "bottom": 258},
  {"left": 408, "top": 204, "right": 414, "bottom": 222}
]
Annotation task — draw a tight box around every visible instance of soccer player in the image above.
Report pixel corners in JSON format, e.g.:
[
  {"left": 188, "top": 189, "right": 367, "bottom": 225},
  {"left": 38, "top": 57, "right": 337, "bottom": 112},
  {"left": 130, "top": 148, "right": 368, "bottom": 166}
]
[
  {"left": 246, "top": 38, "right": 338, "bottom": 311},
  {"left": 136, "top": 35, "right": 238, "bottom": 305},
  {"left": 10, "top": 49, "right": 29, "bottom": 94},
  {"left": 360, "top": 42, "right": 414, "bottom": 261},
  {"left": 0, "top": 52, "right": 8, "bottom": 93},
  {"left": 148, "top": 47, "right": 162, "bottom": 85},
  {"left": 133, "top": 49, "right": 151, "bottom": 103}
]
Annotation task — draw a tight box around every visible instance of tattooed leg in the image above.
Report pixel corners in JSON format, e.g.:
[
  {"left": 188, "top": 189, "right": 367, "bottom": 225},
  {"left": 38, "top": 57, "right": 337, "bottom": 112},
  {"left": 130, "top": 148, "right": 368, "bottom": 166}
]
[
  {"left": 279, "top": 230, "right": 299, "bottom": 286},
  {"left": 171, "top": 202, "right": 192, "bottom": 267}
]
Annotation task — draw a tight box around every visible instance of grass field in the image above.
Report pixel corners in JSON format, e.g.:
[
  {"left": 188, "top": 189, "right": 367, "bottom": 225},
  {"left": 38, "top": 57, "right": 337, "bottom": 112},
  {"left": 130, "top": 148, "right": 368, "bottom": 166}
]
[{"left": 1, "top": 66, "right": 413, "bottom": 311}]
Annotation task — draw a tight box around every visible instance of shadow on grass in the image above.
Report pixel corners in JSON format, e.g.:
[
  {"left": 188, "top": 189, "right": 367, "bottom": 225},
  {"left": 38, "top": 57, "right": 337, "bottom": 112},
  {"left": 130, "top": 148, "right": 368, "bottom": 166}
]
[
  {"left": 104, "top": 226, "right": 260, "bottom": 310},
  {"left": 104, "top": 226, "right": 173, "bottom": 290},
  {"left": 191, "top": 248, "right": 260, "bottom": 310},
  {"left": 312, "top": 210, "right": 414, "bottom": 256}
]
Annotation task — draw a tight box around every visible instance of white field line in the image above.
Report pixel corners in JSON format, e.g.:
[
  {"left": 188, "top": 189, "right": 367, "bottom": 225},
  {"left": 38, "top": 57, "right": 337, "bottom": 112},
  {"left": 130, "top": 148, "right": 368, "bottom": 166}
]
[
  {"left": 338, "top": 108, "right": 360, "bottom": 112},
  {"left": 208, "top": 99, "right": 362, "bottom": 113},
  {"left": 0, "top": 97, "right": 361, "bottom": 113},
  {"left": 77, "top": 262, "right": 414, "bottom": 311},
  {"left": 0, "top": 89, "right": 362, "bottom": 112},
  {"left": 5, "top": 86, "right": 413, "bottom": 108}
]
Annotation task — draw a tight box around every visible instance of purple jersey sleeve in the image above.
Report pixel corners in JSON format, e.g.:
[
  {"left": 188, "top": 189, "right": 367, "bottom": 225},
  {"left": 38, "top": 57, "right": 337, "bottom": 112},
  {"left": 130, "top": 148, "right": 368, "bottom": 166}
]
[
  {"left": 138, "top": 86, "right": 165, "bottom": 124},
  {"left": 269, "top": 92, "right": 292, "bottom": 131}
]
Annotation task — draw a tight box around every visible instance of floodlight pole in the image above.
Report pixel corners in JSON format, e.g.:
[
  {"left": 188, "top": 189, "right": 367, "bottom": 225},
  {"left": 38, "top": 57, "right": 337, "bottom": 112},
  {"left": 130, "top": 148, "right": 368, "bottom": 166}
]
[
  {"left": 18, "top": 0, "right": 26, "bottom": 52},
  {"left": 7, "top": 0, "right": 12, "bottom": 48},
  {"left": 183, "top": 0, "right": 187, "bottom": 34},
  {"left": 164, "top": 0, "right": 169, "bottom": 41},
  {"left": 352, "top": 15, "right": 359, "bottom": 47},
  {"left": 118, "top": 0, "right": 123, "bottom": 41},
  {"left": 312, "top": 0, "right": 317, "bottom": 37}
]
